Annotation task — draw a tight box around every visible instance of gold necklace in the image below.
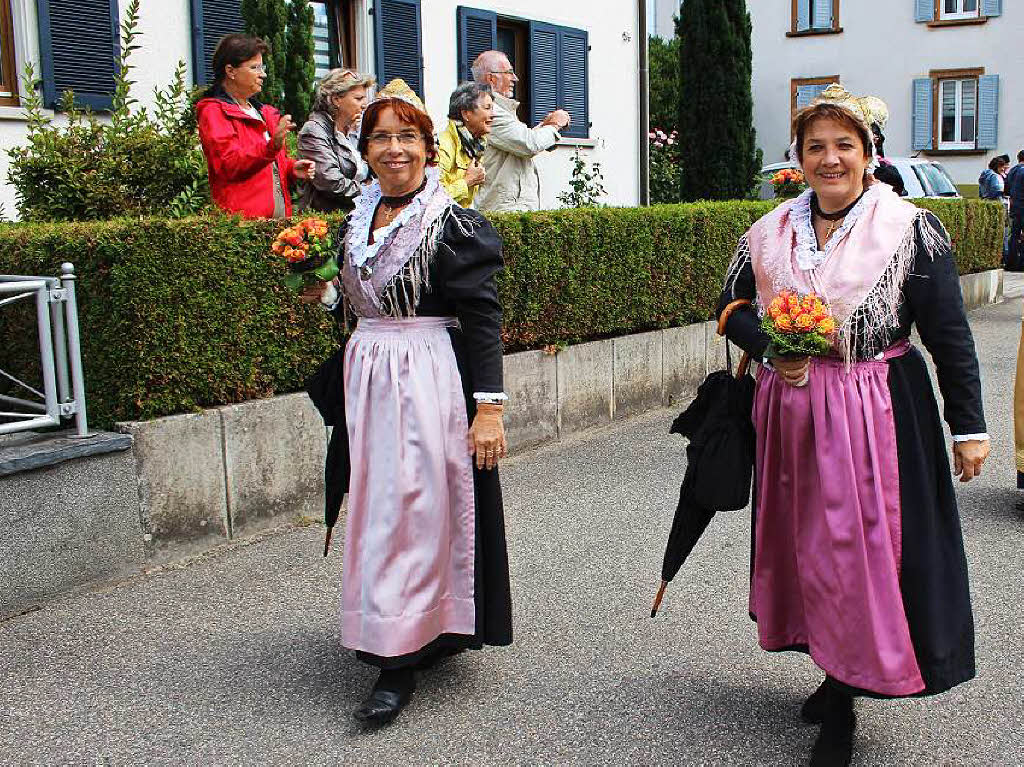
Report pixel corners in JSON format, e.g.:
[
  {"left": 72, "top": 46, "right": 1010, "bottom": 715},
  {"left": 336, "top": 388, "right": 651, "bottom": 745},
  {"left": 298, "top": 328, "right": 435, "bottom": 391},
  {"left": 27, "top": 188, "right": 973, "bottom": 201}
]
[{"left": 819, "top": 215, "right": 845, "bottom": 245}]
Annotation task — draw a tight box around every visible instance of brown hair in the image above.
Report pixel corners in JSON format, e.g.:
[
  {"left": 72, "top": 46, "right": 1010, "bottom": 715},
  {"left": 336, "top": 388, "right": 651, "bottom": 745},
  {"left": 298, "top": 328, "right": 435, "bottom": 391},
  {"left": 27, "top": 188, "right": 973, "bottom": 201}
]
[
  {"left": 211, "top": 34, "right": 270, "bottom": 86},
  {"left": 792, "top": 103, "right": 872, "bottom": 162},
  {"left": 357, "top": 99, "right": 438, "bottom": 165}
]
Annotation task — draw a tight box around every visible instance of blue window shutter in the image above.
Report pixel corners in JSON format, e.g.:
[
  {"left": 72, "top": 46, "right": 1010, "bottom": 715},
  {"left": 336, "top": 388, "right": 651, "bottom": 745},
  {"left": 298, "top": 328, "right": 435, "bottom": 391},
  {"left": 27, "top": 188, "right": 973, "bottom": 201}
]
[
  {"left": 190, "top": 0, "right": 244, "bottom": 87},
  {"left": 457, "top": 7, "right": 496, "bottom": 84},
  {"left": 914, "top": 0, "right": 935, "bottom": 22},
  {"left": 812, "top": 0, "right": 833, "bottom": 29},
  {"left": 375, "top": 0, "right": 423, "bottom": 98},
  {"left": 981, "top": 0, "right": 1002, "bottom": 17},
  {"left": 912, "top": 78, "right": 933, "bottom": 151},
  {"left": 37, "top": 0, "right": 120, "bottom": 110},
  {"left": 977, "top": 74, "right": 999, "bottom": 149},
  {"left": 559, "top": 27, "right": 588, "bottom": 138},
  {"left": 796, "top": 0, "right": 811, "bottom": 31},
  {"left": 528, "top": 21, "right": 559, "bottom": 127},
  {"left": 796, "top": 83, "right": 827, "bottom": 110}
]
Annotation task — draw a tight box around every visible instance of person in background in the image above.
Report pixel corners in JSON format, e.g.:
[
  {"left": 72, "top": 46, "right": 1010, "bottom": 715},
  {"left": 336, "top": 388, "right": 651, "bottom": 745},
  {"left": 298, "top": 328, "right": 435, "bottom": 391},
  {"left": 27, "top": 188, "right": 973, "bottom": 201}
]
[
  {"left": 196, "top": 34, "right": 314, "bottom": 218},
  {"left": 471, "top": 50, "right": 570, "bottom": 212},
  {"left": 297, "top": 68, "right": 376, "bottom": 213},
  {"left": 438, "top": 82, "right": 494, "bottom": 208},
  {"left": 979, "top": 155, "right": 1009, "bottom": 200},
  {"left": 1006, "top": 150, "right": 1024, "bottom": 271}
]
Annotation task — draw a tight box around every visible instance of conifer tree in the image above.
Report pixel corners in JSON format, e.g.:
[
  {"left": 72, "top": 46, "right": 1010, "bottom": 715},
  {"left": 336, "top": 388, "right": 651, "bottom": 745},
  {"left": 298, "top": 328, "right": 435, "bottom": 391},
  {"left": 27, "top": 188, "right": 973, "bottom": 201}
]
[
  {"left": 284, "top": 0, "right": 315, "bottom": 124},
  {"left": 242, "top": 0, "right": 287, "bottom": 107},
  {"left": 676, "top": 0, "right": 759, "bottom": 201}
]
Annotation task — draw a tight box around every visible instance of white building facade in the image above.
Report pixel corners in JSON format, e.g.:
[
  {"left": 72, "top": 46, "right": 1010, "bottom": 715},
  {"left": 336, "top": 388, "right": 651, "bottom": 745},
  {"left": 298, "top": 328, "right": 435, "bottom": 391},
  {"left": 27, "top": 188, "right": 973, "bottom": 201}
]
[
  {"left": 749, "top": 0, "right": 1021, "bottom": 186},
  {"left": 0, "top": 0, "right": 642, "bottom": 217}
]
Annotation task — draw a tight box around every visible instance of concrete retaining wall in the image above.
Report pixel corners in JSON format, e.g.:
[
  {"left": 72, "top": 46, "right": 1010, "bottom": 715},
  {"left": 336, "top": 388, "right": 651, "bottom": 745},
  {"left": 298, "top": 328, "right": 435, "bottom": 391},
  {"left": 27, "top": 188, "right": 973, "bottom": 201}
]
[{"left": 2, "top": 268, "right": 1002, "bottom": 614}]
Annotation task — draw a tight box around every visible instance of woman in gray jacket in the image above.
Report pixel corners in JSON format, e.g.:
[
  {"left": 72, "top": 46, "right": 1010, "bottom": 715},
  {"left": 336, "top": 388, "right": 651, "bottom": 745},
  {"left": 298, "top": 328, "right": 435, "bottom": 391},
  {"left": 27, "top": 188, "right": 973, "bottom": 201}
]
[{"left": 297, "top": 69, "right": 375, "bottom": 212}]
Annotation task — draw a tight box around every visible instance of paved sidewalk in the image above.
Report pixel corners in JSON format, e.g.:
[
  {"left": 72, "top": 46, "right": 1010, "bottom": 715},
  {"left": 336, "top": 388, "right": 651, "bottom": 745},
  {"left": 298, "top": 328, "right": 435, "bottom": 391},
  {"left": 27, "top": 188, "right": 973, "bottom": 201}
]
[{"left": 2, "top": 298, "right": 1023, "bottom": 766}]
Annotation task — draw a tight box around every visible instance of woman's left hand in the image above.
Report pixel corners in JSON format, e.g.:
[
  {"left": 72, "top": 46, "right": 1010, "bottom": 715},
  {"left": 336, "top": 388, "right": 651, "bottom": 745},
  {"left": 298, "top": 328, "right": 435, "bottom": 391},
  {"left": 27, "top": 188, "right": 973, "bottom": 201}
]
[
  {"left": 295, "top": 159, "right": 315, "bottom": 180},
  {"left": 467, "top": 403, "right": 507, "bottom": 471},
  {"left": 953, "top": 439, "right": 990, "bottom": 482}
]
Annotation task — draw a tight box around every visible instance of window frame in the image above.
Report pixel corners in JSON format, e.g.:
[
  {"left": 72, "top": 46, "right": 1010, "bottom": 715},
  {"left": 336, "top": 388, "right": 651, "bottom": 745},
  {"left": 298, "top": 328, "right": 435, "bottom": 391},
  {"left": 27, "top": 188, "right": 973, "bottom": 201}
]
[
  {"left": 927, "top": 67, "right": 985, "bottom": 154},
  {"left": 787, "top": 0, "right": 842, "bottom": 37},
  {"left": 937, "top": 77, "right": 977, "bottom": 150},
  {"left": 0, "top": 0, "right": 19, "bottom": 106},
  {"left": 311, "top": 0, "right": 358, "bottom": 79},
  {"left": 938, "top": 0, "right": 980, "bottom": 21}
]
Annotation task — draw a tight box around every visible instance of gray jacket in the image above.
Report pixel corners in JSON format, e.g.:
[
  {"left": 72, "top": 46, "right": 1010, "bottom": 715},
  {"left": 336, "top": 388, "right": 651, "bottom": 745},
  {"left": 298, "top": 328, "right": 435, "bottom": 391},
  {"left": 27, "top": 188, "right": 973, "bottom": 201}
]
[
  {"left": 296, "top": 110, "right": 367, "bottom": 213},
  {"left": 477, "top": 94, "right": 560, "bottom": 212}
]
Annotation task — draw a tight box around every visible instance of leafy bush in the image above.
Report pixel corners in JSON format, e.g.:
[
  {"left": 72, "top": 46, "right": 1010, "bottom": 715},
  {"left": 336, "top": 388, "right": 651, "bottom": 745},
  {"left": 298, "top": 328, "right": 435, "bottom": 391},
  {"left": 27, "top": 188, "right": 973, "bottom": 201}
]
[
  {"left": 5, "top": 1, "right": 209, "bottom": 221},
  {"left": 649, "top": 35, "right": 681, "bottom": 134},
  {"left": 0, "top": 199, "right": 1001, "bottom": 427},
  {"left": 557, "top": 148, "right": 607, "bottom": 208}
]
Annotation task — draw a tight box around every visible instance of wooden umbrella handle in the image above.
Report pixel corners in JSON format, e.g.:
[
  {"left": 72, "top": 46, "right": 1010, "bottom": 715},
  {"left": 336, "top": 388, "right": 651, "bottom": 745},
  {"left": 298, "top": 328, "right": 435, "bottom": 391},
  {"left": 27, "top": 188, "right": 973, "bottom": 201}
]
[{"left": 650, "top": 580, "right": 668, "bottom": 618}]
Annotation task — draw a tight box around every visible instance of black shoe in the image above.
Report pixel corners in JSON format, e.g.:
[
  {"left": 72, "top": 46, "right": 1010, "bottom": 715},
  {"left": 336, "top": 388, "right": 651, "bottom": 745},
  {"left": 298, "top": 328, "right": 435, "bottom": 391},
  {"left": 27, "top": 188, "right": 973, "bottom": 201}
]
[
  {"left": 801, "top": 679, "right": 829, "bottom": 724},
  {"left": 809, "top": 688, "right": 856, "bottom": 767},
  {"left": 353, "top": 669, "right": 415, "bottom": 725}
]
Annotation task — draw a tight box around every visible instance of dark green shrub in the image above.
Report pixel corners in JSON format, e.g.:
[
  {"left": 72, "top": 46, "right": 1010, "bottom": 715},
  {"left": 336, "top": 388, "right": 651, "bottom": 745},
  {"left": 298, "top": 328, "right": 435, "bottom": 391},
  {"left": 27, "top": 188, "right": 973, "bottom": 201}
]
[{"left": 0, "top": 199, "right": 1001, "bottom": 428}]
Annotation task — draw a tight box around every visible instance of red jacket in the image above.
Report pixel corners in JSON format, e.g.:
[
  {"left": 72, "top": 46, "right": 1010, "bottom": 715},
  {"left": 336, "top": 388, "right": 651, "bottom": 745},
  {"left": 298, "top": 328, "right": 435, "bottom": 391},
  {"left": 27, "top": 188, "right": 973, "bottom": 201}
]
[{"left": 197, "top": 91, "right": 297, "bottom": 218}]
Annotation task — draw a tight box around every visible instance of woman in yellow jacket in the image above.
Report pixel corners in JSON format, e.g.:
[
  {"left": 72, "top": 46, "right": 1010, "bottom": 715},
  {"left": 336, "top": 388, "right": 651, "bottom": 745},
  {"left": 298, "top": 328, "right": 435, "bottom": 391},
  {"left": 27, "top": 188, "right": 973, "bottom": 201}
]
[{"left": 438, "top": 82, "right": 494, "bottom": 208}]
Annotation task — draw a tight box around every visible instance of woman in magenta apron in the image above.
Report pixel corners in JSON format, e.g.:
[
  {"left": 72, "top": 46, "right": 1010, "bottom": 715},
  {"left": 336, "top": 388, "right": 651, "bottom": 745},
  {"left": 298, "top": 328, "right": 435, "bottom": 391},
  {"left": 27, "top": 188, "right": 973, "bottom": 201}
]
[
  {"left": 717, "top": 86, "right": 989, "bottom": 766},
  {"left": 310, "top": 79, "right": 512, "bottom": 725}
]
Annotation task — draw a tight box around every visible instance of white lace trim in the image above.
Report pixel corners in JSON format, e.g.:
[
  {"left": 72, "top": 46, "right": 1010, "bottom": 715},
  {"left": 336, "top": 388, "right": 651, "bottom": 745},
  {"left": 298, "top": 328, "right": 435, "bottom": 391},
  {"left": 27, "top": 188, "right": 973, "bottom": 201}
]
[
  {"left": 791, "top": 185, "right": 879, "bottom": 271},
  {"left": 347, "top": 167, "right": 441, "bottom": 268}
]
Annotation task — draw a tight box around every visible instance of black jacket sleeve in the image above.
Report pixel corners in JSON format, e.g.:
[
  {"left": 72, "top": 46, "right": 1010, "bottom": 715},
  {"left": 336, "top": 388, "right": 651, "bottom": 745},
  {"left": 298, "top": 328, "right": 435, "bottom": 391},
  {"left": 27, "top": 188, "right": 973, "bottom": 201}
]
[
  {"left": 439, "top": 209, "right": 505, "bottom": 393},
  {"left": 904, "top": 213, "right": 987, "bottom": 435},
  {"left": 716, "top": 237, "right": 770, "bottom": 359}
]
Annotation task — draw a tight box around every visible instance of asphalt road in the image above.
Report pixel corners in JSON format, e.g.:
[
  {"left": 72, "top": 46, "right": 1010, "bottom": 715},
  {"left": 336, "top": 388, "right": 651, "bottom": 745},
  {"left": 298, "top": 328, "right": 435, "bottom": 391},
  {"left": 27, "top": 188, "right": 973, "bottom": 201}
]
[{"left": 2, "top": 294, "right": 1023, "bottom": 766}]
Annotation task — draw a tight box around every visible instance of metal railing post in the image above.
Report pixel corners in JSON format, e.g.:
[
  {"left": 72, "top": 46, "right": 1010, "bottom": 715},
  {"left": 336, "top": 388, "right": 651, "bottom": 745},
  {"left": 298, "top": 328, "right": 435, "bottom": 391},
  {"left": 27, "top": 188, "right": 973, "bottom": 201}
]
[
  {"left": 34, "top": 283, "right": 59, "bottom": 424},
  {"left": 61, "top": 263, "right": 89, "bottom": 437},
  {"left": 49, "top": 278, "right": 72, "bottom": 404}
]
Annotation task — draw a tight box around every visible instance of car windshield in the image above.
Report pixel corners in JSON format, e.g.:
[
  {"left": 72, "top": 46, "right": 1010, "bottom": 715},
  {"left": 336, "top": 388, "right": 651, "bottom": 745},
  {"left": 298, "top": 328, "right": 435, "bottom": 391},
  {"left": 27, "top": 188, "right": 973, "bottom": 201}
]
[{"left": 915, "top": 163, "right": 959, "bottom": 196}]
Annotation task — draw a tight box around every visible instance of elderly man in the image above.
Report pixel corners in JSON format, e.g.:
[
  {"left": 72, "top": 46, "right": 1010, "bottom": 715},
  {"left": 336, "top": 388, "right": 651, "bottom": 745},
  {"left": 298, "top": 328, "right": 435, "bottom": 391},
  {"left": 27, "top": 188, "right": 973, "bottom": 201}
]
[{"left": 471, "top": 50, "right": 571, "bottom": 212}]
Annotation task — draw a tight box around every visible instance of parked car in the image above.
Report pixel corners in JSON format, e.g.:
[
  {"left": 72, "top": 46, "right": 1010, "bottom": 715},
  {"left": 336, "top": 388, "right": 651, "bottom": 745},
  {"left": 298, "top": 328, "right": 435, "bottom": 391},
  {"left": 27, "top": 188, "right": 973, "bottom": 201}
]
[{"left": 757, "top": 158, "right": 960, "bottom": 200}]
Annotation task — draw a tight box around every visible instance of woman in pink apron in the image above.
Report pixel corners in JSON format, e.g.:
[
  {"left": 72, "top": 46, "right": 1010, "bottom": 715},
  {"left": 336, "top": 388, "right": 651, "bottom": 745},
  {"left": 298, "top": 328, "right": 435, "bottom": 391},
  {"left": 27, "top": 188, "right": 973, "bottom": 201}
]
[
  {"left": 717, "top": 85, "right": 989, "bottom": 766},
  {"left": 310, "top": 79, "right": 512, "bottom": 725}
]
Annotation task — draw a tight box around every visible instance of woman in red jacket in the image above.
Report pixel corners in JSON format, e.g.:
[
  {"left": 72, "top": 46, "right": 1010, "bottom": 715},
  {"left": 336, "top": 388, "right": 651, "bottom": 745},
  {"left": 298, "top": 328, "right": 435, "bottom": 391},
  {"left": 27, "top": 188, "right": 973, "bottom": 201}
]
[{"left": 197, "top": 34, "right": 315, "bottom": 218}]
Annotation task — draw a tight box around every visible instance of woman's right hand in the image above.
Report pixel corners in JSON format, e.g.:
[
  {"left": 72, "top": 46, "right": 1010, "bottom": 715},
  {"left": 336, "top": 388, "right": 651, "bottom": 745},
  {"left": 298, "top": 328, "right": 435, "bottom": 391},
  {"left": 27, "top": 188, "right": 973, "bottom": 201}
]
[
  {"left": 770, "top": 356, "right": 810, "bottom": 387},
  {"left": 465, "top": 161, "right": 485, "bottom": 188},
  {"left": 271, "top": 114, "right": 295, "bottom": 151},
  {"left": 299, "top": 282, "right": 328, "bottom": 304}
]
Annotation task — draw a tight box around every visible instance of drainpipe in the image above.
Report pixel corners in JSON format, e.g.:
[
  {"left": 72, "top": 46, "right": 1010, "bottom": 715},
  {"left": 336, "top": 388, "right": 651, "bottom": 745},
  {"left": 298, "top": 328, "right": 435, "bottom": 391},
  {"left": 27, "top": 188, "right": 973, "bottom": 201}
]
[{"left": 638, "top": 0, "right": 650, "bottom": 205}]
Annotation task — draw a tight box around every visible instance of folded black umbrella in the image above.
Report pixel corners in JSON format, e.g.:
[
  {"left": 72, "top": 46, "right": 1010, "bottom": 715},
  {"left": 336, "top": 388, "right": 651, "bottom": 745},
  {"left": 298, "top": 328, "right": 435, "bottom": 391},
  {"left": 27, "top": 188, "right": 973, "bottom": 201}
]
[
  {"left": 306, "top": 345, "right": 350, "bottom": 556},
  {"left": 652, "top": 340, "right": 755, "bottom": 617}
]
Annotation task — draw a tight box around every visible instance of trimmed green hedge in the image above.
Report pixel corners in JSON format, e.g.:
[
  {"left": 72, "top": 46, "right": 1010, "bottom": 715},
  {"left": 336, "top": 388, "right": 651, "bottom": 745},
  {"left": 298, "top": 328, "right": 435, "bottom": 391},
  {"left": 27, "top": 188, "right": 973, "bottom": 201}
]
[{"left": 0, "top": 198, "right": 1002, "bottom": 427}]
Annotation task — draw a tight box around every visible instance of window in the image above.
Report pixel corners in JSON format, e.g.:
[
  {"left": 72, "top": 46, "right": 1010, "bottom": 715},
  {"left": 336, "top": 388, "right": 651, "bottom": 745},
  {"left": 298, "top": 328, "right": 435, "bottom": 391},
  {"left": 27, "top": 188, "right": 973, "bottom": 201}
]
[
  {"left": 311, "top": 0, "right": 357, "bottom": 81},
  {"left": 940, "top": 0, "right": 979, "bottom": 20},
  {"left": 938, "top": 78, "right": 976, "bottom": 149},
  {"left": 0, "top": 0, "right": 18, "bottom": 106},
  {"left": 39, "top": 0, "right": 120, "bottom": 109},
  {"left": 790, "top": 76, "right": 839, "bottom": 127},
  {"left": 911, "top": 70, "right": 999, "bottom": 152},
  {"left": 456, "top": 7, "right": 590, "bottom": 138},
  {"left": 789, "top": 0, "right": 840, "bottom": 35}
]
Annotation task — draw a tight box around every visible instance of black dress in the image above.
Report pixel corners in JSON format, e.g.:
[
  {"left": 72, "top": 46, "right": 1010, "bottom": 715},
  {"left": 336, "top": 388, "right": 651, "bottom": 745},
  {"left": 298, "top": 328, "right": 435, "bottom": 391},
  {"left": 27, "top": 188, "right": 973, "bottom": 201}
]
[
  {"left": 716, "top": 213, "right": 985, "bottom": 696},
  {"left": 312, "top": 207, "right": 514, "bottom": 670}
]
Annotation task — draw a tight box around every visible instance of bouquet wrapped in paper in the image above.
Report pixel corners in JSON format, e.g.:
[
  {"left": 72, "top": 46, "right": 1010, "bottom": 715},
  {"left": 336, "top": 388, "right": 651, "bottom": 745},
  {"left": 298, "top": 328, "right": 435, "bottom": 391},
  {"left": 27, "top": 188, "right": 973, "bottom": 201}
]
[
  {"left": 762, "top": 291, "right": 837, "bottom": 385},
  {"left": 272, "top": 218, "right": 338, "bottom": 300}
]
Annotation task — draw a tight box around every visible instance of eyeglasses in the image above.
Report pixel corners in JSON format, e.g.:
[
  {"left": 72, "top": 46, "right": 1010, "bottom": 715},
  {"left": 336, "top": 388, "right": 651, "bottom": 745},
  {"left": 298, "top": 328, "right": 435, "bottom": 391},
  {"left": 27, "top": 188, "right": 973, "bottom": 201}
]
[
  {"left": 489, "top": 69, "right": 516, "bottom": 76},
  {"left": 230, "top": 63, "right": 266, "bottom": 74},
  {"left": 366, "top": 131, "right": 424, "bottom": 146}
]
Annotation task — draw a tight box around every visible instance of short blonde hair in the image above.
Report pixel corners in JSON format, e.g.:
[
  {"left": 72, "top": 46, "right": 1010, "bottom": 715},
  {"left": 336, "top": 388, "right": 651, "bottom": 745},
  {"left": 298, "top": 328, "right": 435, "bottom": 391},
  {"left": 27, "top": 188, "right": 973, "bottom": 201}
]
[{"left": 313, "top": 68, "right": 376, "bottom": 116}]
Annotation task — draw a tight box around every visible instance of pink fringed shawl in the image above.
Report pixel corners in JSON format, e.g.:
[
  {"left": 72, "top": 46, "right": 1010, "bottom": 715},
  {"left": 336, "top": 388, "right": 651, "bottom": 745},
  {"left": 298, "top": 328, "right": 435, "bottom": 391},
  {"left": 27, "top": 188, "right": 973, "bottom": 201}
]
[{"left": 736, "top": 184, "right": 947, "bottom": 361}]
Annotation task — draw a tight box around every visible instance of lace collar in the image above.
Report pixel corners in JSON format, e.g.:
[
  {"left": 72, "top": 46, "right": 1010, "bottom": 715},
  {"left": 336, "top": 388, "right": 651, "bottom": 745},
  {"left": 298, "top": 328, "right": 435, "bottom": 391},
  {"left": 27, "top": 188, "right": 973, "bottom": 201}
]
[
  {"left": 347, "top": 167, "right": 441, "bottom": 268},
  {"left": 790, "top": 185, "right": 879, "bottom": 271}
]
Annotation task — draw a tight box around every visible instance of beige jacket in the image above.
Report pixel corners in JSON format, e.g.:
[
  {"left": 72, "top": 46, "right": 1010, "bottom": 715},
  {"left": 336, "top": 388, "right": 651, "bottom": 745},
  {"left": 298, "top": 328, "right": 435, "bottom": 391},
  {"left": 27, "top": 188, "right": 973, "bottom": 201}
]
[{"left": 477, "top": 93, "right": 560, "bottom": 212}]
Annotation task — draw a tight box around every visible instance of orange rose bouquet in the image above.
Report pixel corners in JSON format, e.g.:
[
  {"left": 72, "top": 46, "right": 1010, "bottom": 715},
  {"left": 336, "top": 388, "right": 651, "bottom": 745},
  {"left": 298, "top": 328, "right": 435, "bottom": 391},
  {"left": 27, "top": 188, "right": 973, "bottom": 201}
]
[
  {"left": 271, "top": 217, "right": 337, "bottom": 292},
  {"left": 770, "top": 168, "right": 806, "bottom": 199},
  {"left": 762, "top": 290, "right": 837, "bottom": 358}
]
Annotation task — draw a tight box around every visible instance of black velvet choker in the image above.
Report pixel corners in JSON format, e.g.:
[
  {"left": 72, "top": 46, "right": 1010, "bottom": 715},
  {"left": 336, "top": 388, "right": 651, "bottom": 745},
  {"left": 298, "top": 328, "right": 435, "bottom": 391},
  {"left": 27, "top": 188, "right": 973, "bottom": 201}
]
[
  {"left": 381, "top": 178, "right": 428, "bottom": 207},
  {"left": 811, "top": 190, "right": 866, "bottom": 221}
]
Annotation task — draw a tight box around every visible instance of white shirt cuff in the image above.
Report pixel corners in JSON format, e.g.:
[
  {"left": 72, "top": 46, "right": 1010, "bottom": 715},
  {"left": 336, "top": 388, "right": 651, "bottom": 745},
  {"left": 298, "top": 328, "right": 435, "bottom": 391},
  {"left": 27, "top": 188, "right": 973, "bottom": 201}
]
[
  {"left": 473, "top": 392, "right": 508, "bottom": 402},
  {"left": 952, "top": 433, "right": 989, "bottom": 442}
]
